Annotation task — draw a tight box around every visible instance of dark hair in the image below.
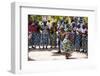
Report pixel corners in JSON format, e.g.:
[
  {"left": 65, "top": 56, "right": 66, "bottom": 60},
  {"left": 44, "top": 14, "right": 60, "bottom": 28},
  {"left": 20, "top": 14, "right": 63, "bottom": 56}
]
[
  {"left": 77, "top": 24, "right": 80, "bottom": 28},
  {"left": 71, "top": 19, "right": 74, "bottom": 23},
  {"left": 43, "top": 21, "right": 47, "bottom": 26},
  {"left": 48, "top": 20, "right": 50, "bottom": 22},
  {"left": 82, "top": 25, "right": 86, "bottom": 29},
  {"left": 52, "top": 22, "right": 56, "bottom": 26},
  {"left": 72, "top": 23, "right": 76, "bottom": 28}
]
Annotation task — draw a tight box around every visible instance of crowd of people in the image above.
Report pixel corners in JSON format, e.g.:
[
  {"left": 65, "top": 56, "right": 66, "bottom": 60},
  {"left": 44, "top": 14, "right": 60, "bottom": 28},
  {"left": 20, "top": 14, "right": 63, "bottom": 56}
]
[{"left": 28, "top": 15, "right": 88, "bottom": 53}]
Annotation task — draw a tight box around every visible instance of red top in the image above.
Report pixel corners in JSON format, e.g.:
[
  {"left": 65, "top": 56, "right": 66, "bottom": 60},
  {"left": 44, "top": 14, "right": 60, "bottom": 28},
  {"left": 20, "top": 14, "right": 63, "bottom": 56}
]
[{"left": 28, "top": 24, "right": 38, "bottom": 33}]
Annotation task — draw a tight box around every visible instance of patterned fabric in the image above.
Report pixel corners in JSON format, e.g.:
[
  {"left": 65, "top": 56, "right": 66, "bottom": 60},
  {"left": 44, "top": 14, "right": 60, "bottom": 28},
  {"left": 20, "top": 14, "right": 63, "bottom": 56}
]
[
  {"left": 41, "top": 33, "right": 49, "bottom": 46},
  {"left": 62, "top": 38, "right": 72, "bottom": 52},
  {"left": 41, "top": 24, "right": 49, "bottom": 46},
  {"left": 32, "top": 32, "right": 41, "bottom": 46},
  {"left": 34, "top": 32, "right": 41, "bottom": 45},
  {"left": 82, "top": 36, "right": 87, "bottom": 51},
  {"left": 68, "top": 32, "right": 75, "bottom": 50},
  {"left": 32, "top": 33, "right": 35, "bottom": 45},
  {"left": 75, "top": 34, "right": 81, "bottom": 49},
  {"left": 50, "top": 33, "right": 57, "bottom": 46}
]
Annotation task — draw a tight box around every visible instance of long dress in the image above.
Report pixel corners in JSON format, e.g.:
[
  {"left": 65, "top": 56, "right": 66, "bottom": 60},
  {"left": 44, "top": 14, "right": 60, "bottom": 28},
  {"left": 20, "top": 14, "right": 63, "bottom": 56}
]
[
  {"left": 32, "top": 25, "right": 41, "bottom": 46},
  {"left": 82, "top": 35, "right": 87, "bottom": 51},
  {"left": 75, "top": 33, "right": 81, "bottom": 50},
  {"left": 62, "top": 36, "right": 72, "bottom": 52},
  {"left": 68, "top": 32, "right": 75, "bottom": 51},
  {"left": 81, "top": 28, "right": 88, "bottom": 52},
  {"left": 28, "top": 24, "right": 36, "bottom": 47},
  {"left": 41, "top": 25, "right": 49, "bottom": 46},
  {"left": 50, "top": 26, "right": 57, "bottom": 47}
]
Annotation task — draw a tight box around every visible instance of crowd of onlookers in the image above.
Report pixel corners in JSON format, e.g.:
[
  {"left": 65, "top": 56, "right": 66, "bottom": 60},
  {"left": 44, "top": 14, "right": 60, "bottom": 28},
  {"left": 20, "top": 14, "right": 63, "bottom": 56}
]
[{"left": 28, "top": 15, "right": 88, "bottom": 53}]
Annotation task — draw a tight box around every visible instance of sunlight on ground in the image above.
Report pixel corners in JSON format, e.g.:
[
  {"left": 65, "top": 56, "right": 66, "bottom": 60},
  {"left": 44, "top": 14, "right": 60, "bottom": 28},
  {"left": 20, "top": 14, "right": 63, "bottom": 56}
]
[{"left": 28, "top": 49, "right": 87, "bottom": 61}]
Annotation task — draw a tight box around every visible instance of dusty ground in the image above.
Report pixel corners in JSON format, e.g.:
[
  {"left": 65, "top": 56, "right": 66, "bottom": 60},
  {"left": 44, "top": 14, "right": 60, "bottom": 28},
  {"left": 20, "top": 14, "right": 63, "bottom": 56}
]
[{"left": 28, "top": 47, "right": 87, "bottom": 61}]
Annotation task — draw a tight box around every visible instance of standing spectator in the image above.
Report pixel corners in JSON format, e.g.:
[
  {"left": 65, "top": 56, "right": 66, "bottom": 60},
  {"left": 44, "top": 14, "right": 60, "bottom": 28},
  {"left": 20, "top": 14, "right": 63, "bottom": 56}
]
[
  {"left": 74, "top": 30, "right": 81, "bottom": 51},
  {"left": 28, "top": 21, "right": 37, "bottom": 49},
  {"left": 47, "top": 20, "right": 51, "bottom": 45},
  {"left": 41, "top": 21, "right": 49, "bottom": 49},
  {"left": 59, "top": 27, "right": 66, "bottom": 50},
  {"left": 68, "top": 30, "right": 75, "bottom": 51},
  {"left": 81, "top": 24, "right": 88, "bottom": 53},
  {"left": 50, "top": 22, "right": 57, "bottom": 48},
  {"left": 33, "top": 21, "right": 41, "bottom": 49}
]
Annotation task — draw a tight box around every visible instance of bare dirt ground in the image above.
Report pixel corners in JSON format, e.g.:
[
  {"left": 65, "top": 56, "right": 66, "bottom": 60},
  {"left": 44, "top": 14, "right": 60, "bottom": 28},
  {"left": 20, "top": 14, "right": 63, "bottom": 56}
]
[{"left": 28, "top": 47, "right": 87, "bottom": 61}]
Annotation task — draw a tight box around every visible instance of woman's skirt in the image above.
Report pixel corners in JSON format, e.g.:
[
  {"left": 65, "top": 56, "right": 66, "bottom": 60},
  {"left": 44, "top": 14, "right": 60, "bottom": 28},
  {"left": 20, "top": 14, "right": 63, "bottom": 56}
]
[
  {"left": 82, "top": 36, "right": 87, "bottom": 51},
  {"left": 62, "top": 38, "right": 72, "bottom": 52},
  {"left": 41, "top": 33, "right": 49, "bottom": 46},
  {"left": 75, "top": 35, "right": 81, "bottom": 50},
  {"left": 50, "top": 33, "right": 57, "bottom": 46},
  {"left": 32, "top": 32, "right": 41, "bottom": 46}
]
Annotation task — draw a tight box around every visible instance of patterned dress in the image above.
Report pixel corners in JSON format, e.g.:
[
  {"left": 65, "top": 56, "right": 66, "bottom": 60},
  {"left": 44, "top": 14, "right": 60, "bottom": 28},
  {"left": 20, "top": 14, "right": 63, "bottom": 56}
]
[
  {"left": 32, "top": 24, "right": 41, "bottom": 46},
  {"left": 81, "top": 28, "right": 88, "bottom": 51},
  {"left": 74, "top": 33, "right": 81, "bottom": 50},
  {"left": 50, "top": 26, "right": 57, "bottom": 47},
  {"left": 68, "top": 32, "right": 75, "bottom": 51},
  {"left": 82, "top": 35, "right": 88, "bottom": 51},
  {"left": 34, "top": 32, "right": 41, "bottom": 46},
  {"left": 62, "top": 36, "right": 72, "bottom": 52},
  {"left": 41, "top": 25, "right": 49, "bottom": 46},
  {"left": 28, "top": 24, "right": 36, "bottom": 46}
]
